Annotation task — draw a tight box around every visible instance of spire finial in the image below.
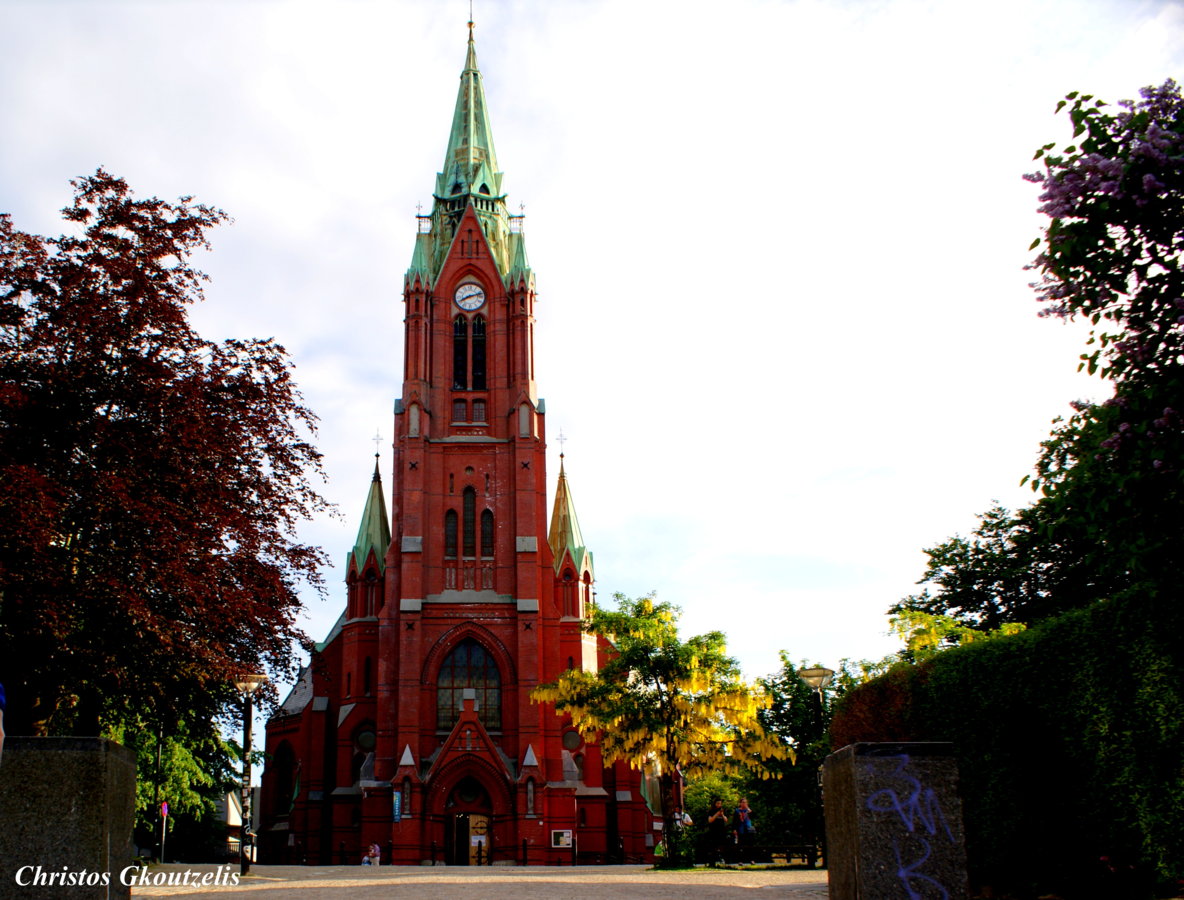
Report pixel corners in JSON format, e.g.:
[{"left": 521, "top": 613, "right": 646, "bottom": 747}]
[
  {"left": 371, "top": 430, "right": 382, "bottom": 481},
  {"left": 557, "top": 429, "right": 567, "bottom": 464}
]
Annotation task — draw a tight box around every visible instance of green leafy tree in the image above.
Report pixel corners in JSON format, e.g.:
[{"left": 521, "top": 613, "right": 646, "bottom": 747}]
[
  {"left": 0, "top": 171, "right": 329, "bottom": 737},
  {"left": 737, "top": 653, "right": 835, "bottom": 847},
  {"left": 115, "top": 719, "right": 239, "bottom": 857},
  {"left": 888, "top": 504, "right": 1052, "bottom": 629},
  {"left": 533, "top": 593, "right": 791, "bottom": 867}
]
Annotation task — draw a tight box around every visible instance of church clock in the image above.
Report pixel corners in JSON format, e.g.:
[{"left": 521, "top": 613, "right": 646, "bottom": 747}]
[{"left": 454, "top": 282, "right": 485, "bottom": 311}]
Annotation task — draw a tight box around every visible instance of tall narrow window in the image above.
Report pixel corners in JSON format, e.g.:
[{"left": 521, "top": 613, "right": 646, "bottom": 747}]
[
  {"left": 436, "top": 638, "right": 501, "bottom": 730},
  {"left": 472, "top": 315, "right": 487, "bottom": 390},
  {"left": 444, "top": 509, "right": 458, "bottom": 558},
  {"left": 363, "top": 657, "right": 372, "bottom": 696},
  {"left": 481, "top": 509, "right": 494, "bottom": 559},
  {"left": 452, "top": 317, "right": 468, "bottom": 389},
  {"left": 462, "top": 487, "right": 476, "bottom": 557},
  {"left": 364, "top": 572, "right": 377, "bottom": 616}
]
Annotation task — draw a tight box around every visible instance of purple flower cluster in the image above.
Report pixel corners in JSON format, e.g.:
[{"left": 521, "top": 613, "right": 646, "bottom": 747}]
[{"left": 1031, "top": 153, "right": 1128, "bottom": 218}]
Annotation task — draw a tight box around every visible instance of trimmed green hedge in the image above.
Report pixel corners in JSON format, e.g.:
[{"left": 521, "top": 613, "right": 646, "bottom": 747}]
[{"left": 830, "top": 591, "right": 1184, "bottom": 898}]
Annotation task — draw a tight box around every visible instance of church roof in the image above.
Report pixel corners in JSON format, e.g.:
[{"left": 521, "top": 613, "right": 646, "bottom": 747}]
[
  {"left": 547, "top": 457, "right": 593, "bottom": 577},
  {"left": 435, "top": 23, "right": 503, "bottom": 201},
  {"left": 348, "top": 456, "right": 391, "bottom": 575}
]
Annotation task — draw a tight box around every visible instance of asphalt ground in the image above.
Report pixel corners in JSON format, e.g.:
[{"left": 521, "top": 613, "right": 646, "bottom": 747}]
[{"left": 129, "top": 864, "right": 830, "bottom": 899}]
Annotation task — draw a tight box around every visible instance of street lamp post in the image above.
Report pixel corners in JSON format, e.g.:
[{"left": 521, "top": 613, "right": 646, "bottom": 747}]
[
  {"left": 797, "top": 666, "right": 834, "bottom": 868},
  {"left": 797, "top": 667, "right": 834, "bottom": 734},
  {"left": 234, "top": 674, "right": 269, "bottom": 877}
]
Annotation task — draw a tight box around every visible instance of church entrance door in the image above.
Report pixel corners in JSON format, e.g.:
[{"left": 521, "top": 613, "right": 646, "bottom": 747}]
[
  {"left": 443, "top": 776, "right": 493, "bottom": 865},
  {"left": 467, "top": 813, "right": 491, "bottom": 865}
]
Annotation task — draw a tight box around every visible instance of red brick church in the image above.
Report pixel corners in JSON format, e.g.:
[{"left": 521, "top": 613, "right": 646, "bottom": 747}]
[{"left": 260, "top": 25, "right": 658, "bottom": 866}]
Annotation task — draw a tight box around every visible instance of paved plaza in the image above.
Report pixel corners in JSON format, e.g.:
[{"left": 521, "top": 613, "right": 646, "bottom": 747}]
[{"left": 130, "top": 864, "right": 830, "bottom": 899}]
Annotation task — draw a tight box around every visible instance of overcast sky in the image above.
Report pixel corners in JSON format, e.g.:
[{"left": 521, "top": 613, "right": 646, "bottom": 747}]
[{"left": 3, "top": 0, "right": 1182, "bottom": 684}]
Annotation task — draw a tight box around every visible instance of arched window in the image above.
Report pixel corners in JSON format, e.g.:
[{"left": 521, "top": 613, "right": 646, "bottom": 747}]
[
  {"left": 462, "top": 487, "right": 477, "bottom": 558},
  {"left": 472, "top": 315, "right": 486, "bottom": 390},
  {"left": 445, "top": 510, "right": 458, "bottom": 559},
  {"left": 453, "top": 317, "right": 468, "bottom": 389},
  {"left": 481, "top": 509, "right": 494, "bottom": 559},
  {"left": 436, "top": 638, "right": 501, "bottom": 731}
]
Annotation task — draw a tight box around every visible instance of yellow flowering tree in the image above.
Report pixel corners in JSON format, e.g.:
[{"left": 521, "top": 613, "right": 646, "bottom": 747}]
[{"left": 532, "top": 593, "right": 792, "bottom": 865}]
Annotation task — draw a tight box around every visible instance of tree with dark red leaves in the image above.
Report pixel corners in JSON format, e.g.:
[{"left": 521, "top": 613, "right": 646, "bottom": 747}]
[{"left": 0, "top": 171, "right": 328, "bottom": 737}]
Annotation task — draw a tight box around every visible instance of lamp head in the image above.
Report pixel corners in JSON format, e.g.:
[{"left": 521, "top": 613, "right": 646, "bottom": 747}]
[
  {"left": 797, "top": 667, "right": 835, "bottom": 692},
  {"left": 234, "top": 674, "right": 269, "bottom": 695}
]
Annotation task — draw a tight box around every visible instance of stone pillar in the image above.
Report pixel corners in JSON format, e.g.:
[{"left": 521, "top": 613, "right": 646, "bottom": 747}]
[
  {"left": 823, "top": 742, "right": 968, "bottom": 900},
  {"left": 0, "top": 737, "right": 136, "bottom": 900}
]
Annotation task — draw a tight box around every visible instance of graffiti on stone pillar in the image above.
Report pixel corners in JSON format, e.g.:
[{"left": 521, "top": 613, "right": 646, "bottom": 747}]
[{"left": 864, "top": 754, "right": 954, "bottom": 900}]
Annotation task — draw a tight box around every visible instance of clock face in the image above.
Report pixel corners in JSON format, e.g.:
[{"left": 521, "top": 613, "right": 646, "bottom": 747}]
[{"left": 455, "top": 283, "right": 485, "bottom": 311}]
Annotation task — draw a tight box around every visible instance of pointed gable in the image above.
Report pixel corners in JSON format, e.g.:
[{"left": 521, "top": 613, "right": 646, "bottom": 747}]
[{"left": 426, "top": 689, "right": 514, "bottom": 784}]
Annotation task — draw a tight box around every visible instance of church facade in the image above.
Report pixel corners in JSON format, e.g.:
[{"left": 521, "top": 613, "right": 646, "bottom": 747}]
[{"left": 259, "top": 27, "right": 658, "bottom": 866}]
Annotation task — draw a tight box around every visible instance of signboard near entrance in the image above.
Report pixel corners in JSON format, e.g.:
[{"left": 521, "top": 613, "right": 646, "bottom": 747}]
[{"left": 551, "top": 829, "right": 572, "bottom": 849}]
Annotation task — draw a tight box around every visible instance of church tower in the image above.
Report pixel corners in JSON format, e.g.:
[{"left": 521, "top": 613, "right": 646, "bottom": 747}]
[{"left": 261, "top": 24, "right": 656, "bottom": 866}]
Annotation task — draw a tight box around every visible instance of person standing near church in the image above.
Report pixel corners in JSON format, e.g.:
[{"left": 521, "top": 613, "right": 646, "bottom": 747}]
[
  {"left": 732, "top": 797, "right": 756, "bottom": 863},
  {"left": 706, "top": 797, "right": 729, "bottom": 865}
]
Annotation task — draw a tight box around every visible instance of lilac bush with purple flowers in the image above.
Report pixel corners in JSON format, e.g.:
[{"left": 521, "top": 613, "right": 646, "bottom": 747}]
[
  {"left": 893, "top": 81, "right": 1184, "bottom": 631},
  {"left": 1026, "top": 80, "right": 1184, "bottom": 383}
]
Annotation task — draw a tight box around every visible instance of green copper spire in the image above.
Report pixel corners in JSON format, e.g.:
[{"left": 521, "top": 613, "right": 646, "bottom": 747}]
[
  {"left": 548, "top": 456, "right": 593, "bottom": 577},
  {"left": 349, "top": 455, "right": 391, "bottom": 575},
  {"left": 407, "top": 231, "right": 433, "bottom": 287},
  {"left": 412, "top": 22, "right": 524, "bottom": 283},
  {"left": 436, "top": 22, "right": 503, "bottom": 201},
  {"left": 507, "top": 228, "right": 532, "bottom": 286}
]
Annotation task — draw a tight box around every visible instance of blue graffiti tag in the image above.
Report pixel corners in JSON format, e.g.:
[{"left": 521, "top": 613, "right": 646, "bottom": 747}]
[
  {"left": 893, "top": 837, "right": 950, "bottom": 900},
  {"left": 865, "top": 754, "right": 954, "bottom": 842},
  {"left": 864, "top": 754, "right": 955, "bottom": 898}
]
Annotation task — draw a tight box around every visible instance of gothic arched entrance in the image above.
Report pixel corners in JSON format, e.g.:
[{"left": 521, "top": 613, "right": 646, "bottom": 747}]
[{"left": 443, "top": 775, "right": 493, "bottom": 865}]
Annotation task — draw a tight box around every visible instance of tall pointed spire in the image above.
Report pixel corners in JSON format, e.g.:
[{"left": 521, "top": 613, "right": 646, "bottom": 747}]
[
  {"left": 349, "top": 454, "right": 391, "bottom": 574},
  {"left": 412, "top": 20, "right": 519, "bottom": 283},
  {"left": 436, "top": 20, "right": 503, "bottom": 201},
  {"left": 548, "top": 455, "right": 593, "bottom": 577}
]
